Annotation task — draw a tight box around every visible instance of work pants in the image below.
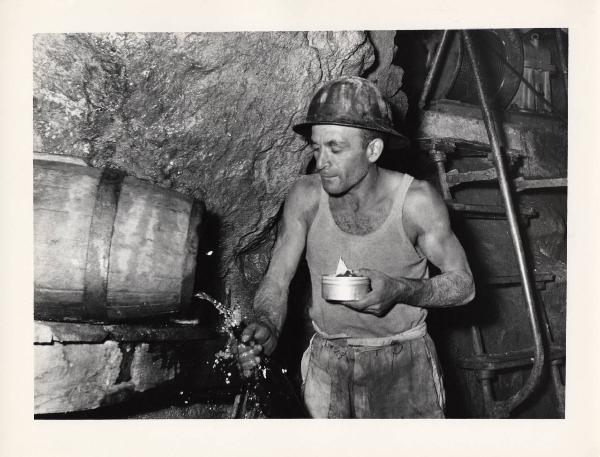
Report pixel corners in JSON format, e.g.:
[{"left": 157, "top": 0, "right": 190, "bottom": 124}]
[{"left": 300, "top": 329, "right": 445, "bottom": 418}]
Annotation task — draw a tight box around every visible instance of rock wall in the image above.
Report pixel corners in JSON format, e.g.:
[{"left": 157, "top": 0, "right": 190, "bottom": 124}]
[{"left": 33, "top": 32, "right": 375, "bottom": 313}]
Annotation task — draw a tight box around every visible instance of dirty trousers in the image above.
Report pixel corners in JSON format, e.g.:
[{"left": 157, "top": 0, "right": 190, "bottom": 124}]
[{"left": 300, "top": 323, "right": 446, "bottom": 418}]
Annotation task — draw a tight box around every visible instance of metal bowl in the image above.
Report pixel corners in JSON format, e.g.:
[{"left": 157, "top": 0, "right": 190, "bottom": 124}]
[{"left": 322, "top": 275, "right": 371, "bottom": 302}]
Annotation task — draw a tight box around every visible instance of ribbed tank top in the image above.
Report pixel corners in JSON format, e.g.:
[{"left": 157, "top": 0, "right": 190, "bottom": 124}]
[{"left": 306, "top": 173, "right": 428, "bottom": 338}]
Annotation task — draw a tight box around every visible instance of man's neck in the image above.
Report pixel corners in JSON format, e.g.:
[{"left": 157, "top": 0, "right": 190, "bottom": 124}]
[{"left": 336, "top": 166, "right": 381, "bottom": 210}]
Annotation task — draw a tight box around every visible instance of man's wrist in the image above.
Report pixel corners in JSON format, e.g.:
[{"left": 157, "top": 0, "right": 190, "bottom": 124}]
[
  {"left": 254, "top": 314, "right": 280, "bottom": 340},
  {"left": 395, "top": 277, "right": 427, "bottom": 306}
]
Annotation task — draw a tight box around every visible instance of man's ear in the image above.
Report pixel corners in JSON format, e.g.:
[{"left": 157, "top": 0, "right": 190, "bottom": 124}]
[{"left": 366, "top": 138, "right": 384, "bottom": 163}]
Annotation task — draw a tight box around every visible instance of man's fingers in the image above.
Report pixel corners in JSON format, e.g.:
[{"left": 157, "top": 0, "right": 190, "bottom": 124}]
[
  {"left": 341, "top": 292, "right": 387, "bottom": 316},
  {"left": 241, "top": 322, "right": 274, "bottom": 345},
  {"left": 237, "top": 348, "right": 257, "bottom": 363},
  {"left": 240, "top": 356, "right": 260, "bottom": 370},
  {"left": 341, "top": 299, "right": 363, "bottom": 309},
  {"left": 237, "top": 343, "right": 262, "bottom": 357},
  {"left": 354, "top": 268, "right": 373, "bottom": 277},
  {"left": 237, "top": 340, "right": 264, "bottom": 374},
  {"left": 240, "top": 322, "right": 260, "bottom": 342},
  {"left": 237, "top": 346, "right": 262, "bottom": 375},
  {"left": 252, "top": 325, "right": 271, "bottom": 343},
  {"left": 342, "top": 303, "right": 380, "bottom": 316},
  {"left": 237, "top": 321, "right": 275, "bottom": 370},
  {"left": 342, "top": 291, "right": 376, "bottom": 309}
]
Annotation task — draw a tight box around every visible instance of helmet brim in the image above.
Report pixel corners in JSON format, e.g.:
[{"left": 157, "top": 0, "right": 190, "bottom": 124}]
[{"left": 292, "top": 121, "right": 410, "bottom": 151}]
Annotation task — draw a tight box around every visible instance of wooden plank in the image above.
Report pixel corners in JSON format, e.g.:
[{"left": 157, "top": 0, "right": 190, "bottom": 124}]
[
  {"left": 514, "top": 177, "right": 568, "bottom": 192},
  {"left": 34, "top": 153, "right": 89, "bottom": 166},
  {"left": 484, "top": 273, "right": 555, "bottom": 285},
  {"left": 457, "top": 345, "right": 565, "bottom": 371},
  {"left": 34, "top": 320, "right": 217, "bottom": 343},
  {"left": 107, "top": 180, "right": 192, "bottom": 308},
  {"left": 446, "top": 168, "right": 498, "bottom": 186},
  {"left": 106, "top": 324, "right": 216, "bottom": 341},
  {"left": 34, "top": 288, "right": 85, "bottom": 307},
  {"left": 180, "top": 200, "right": 204, "bottom": 308},
  {"left": 35, "top": 321, "right": 107, "bottom": 343},
  {"left": 34, "top": 162, "right": 98, "bottom": 306},
  {"left": 447, "top": 202, "right": 538, "bottom": 218}
]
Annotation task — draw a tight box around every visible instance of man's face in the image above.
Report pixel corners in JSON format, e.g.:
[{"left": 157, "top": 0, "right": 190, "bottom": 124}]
[{"left": 310, "top": 124, "right": 370, "bottom": 196}]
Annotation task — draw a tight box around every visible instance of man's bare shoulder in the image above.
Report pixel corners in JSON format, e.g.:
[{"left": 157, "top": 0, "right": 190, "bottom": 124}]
[
  {"left": 287, "top": 174, "right": 321, "bottom": 204},
  {"left": 285, "top": 174, "right": 321, "bottom": 223},
  {"left": 404, "top": 178, "right": 448, "bottom": 231},
  {"left": 406, "top": 178, "right": 441, "bottom": 204},
  {"left": 379, "top": 170, "right": 438, "bottom": 202}
]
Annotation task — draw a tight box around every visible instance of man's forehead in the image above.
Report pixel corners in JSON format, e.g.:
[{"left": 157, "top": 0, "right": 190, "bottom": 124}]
[{"left": 310, "top": 124, "right": 363, "bottom": 142}]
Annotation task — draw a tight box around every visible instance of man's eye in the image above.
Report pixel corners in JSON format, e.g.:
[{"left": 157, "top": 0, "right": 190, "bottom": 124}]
[{"left": 331, "top": 148, "right": 341, "bottom": 153}]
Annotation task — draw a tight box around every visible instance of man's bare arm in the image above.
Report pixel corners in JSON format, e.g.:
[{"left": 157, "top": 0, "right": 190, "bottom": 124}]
[
  {"left": 244, "top": 176, "right": 318, "bottom": 353},
  {"left": 403, "top": 181, "right": 475, "bottom": 308},
  {"left": 344, "top": 180, "right": 474, "bottom": 315}
]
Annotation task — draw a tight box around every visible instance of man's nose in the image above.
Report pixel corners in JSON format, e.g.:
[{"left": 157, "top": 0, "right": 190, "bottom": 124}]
[{"left": 316, "top": 149, "right": 330, "bottom": 171}]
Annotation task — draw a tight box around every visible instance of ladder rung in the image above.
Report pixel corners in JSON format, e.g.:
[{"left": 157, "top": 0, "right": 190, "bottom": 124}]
[
  {"left": 483, "top": 273, "right": 555, "bottom": 286},
  {"left": 446, "top": 172, "right": 567, "bottom": 193},
  {"left": 514, "top": 177, "right": 568, "bottom": 192},
  {"left": 458, "top": 345, "right": 565, "bottom": 371},
  {"left": 446, "top": 168, "right": 497, "bottom": 186},
  {"left": 446, "top": 202, "right": 538, "bottom": 219},
  {"left": 417, "top": 138, "right": 524, "bottom": 161}
]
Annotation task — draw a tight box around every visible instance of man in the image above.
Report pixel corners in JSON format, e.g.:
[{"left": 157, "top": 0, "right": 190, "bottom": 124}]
[{"left": 238, "top": 76, "right": 475, "bottom": 418}]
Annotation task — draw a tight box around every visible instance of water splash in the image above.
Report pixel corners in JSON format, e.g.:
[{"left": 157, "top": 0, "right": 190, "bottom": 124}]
[
  {"left": 194, "top": 291, "right": 305, "bottom": 418},
  {"left": 194, "top": 291, "right": 266, "bottom": 417},
  {"left": 195, "top": 292, "right": 241, "bottom": 335}
]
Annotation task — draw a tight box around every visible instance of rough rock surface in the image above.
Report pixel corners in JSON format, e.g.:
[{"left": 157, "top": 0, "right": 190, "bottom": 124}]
[
  {"left": 35, "top": 341, "right": 123, "bottom": 413},
  {"left": 366, "top": 31, "right": 408, "bottom": 120},
  {"left": 33, "top": 32, "right": 375, "bottom": 313},
  {"left": 34, "top": 339, "right": 180, "bottom": 414}
]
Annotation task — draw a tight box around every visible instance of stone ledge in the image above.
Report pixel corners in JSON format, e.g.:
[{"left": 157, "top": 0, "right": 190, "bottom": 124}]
[
  {"left": 34, "top": 320, "right": 216, "bottom": 344},
  {"left": 34, "top": 340, "right": 181, "bottom": 414}
]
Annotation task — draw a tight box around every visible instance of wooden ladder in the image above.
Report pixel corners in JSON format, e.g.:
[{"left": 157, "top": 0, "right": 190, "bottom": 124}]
[
  {"left": 420, "top": 137, "right": 565, "bottom": 418},
  {"left": 418, "top": 30, "right": 567, "bottom": 418}
]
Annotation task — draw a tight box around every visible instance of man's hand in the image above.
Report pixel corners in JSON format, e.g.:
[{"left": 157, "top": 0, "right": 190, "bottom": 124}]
[
  {"left": 236, "top": 321, "right": 278, "bottom": 377},
  {"left": 341, "top": 268, "right": 419, "bottom": 316}
]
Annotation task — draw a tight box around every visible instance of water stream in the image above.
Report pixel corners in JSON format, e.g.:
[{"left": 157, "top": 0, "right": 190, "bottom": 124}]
[{"left": 194, "top": 291, "right": 305, "bottom": 418}]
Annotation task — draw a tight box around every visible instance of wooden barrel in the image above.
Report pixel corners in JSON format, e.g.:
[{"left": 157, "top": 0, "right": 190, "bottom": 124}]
[{"left": 34, "top": 154, "right": 204, "bottom": 322}]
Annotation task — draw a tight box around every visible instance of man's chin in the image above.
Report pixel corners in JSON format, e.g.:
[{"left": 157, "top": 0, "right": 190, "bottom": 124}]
[{"left": 321, "top": 182, "right": 346, "bottom": 196}]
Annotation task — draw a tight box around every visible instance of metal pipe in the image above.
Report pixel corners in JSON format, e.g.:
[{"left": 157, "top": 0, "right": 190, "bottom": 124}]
[
  {"left": 429, "top": 147, "right": 453, "bottom": 200},
  {"left": 533, "top": 289, "right": 566, "bottom": 417},
  {"left": 462, "top": 30, "right": 545, "bottom": 416},
  {"left": 419, "top": 30, "right": 453, "bottom": 109},
  {"left": 554, "top": 29, "right": 568, "bottom": 100},
  {"left": 551, "top": 364, "right": 565, "bottom": 416},
  {"left": 470, "top": 325, "right": 498, "bottom": 417}
]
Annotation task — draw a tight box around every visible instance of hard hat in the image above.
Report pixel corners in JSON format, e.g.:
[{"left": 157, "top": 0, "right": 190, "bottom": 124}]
[{"left": 293, "top": 76, "right": 409, "bottom": 150}]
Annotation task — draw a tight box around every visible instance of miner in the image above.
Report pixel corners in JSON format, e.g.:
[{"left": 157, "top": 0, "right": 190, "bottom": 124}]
[{"left": 237, "top": 76, "right": 475, "bottom": 418}]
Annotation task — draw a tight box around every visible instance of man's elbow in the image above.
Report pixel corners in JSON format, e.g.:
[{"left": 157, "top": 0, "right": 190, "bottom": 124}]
[
  {"left": 463, "top": 287, "right": 476, "bottom": 305},
  {"left": 450, "top": 272, "right": 475, "bottom": 306},
  {"left": 459, "top": 275, "right": 476, "bottom": 305}
]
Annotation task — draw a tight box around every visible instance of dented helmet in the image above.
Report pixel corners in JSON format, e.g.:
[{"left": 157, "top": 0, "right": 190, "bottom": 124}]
[{"left": 293, "top": 76, "right": 409, "bottom": 150}]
